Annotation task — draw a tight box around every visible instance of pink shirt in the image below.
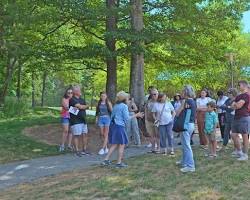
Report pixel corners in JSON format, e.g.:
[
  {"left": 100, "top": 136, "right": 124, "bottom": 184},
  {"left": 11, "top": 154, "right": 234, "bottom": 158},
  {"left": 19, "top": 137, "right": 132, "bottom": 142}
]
[{"left": 60, "top": 98, "right": 70, "bottom": 118}]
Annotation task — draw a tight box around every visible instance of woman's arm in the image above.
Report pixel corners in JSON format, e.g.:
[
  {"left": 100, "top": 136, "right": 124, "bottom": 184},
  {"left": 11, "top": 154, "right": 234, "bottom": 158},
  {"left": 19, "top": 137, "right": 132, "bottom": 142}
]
[{"left": 61, "top": 98, "right": 69, "bottom": 110}]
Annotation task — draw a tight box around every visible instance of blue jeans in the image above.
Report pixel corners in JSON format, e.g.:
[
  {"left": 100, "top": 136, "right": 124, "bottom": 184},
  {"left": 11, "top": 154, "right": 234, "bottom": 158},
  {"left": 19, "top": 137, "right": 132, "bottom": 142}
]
[
  {"left": 181, "top": 123, "right": 195, "bottom": 168},
  {"left": 159, "top": 122, "right": 173, "bottom": 149}
]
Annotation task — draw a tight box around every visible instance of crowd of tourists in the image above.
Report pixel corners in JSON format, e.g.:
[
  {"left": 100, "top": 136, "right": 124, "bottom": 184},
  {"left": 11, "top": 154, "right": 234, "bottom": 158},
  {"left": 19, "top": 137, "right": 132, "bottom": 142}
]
[{"left": 58, "top": 80, "right": 250, "bottom": 172}]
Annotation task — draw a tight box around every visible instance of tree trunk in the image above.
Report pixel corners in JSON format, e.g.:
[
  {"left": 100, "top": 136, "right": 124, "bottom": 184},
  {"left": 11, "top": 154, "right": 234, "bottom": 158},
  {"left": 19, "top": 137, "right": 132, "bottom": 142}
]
[
  {"left": 130, "top": 0, "right": 144, "bottom": 110},
  {"left": 16, "top": 63, "right": 22, "bottom": 100},
  {"left": 105, "top": 0, "right": 118, "bottom": 103},
  {"left": 31, "top": 72, "right": 35, "bottom": 108},
  {"left": 41, "top": 71, "right": 47, "bottom": 107},
  {"left": 0, "top": 57, "right": 17, "bottom": 104}
]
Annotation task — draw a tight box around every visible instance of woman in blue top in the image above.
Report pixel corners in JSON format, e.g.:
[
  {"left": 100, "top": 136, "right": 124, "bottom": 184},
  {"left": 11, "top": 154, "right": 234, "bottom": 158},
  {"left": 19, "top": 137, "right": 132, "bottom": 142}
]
[
  {"left": 96, "top": 92, "right": 112, "bottom": 155},
  {"left": 102, "top": 91, "right": 144, "bottom": 168}
]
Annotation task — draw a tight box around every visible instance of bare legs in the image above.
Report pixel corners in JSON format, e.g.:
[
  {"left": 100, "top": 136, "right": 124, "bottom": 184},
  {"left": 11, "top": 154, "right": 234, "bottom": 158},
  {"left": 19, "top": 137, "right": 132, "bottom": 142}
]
[
  {"left": 61, "top": 124, "right": 72, "bottom": 148},
  {"left": 100, "top": 126, "right": 109, "bottom": 149},
  {"left": 104, "top": 144, "right": 125, "bottom": 164}
]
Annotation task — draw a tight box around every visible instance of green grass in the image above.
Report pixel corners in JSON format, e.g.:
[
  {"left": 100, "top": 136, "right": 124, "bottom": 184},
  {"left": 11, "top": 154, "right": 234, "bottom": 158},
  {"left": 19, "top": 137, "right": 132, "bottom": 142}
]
[
  {"left": 0, "top": 110, "right": 59, "bottom": 164},
  {"left": 1, "top": 148, "right": 250, "bottom": 200},
  {"left": 0, "top": 108, "right": 95, "bottom": 164}
]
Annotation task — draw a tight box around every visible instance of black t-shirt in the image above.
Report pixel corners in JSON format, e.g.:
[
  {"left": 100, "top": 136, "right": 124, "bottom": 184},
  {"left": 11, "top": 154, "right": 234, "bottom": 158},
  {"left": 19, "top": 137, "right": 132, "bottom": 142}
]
[
  {"left": 185, "top": 99, "right": 197, "bottom": 123},
  {"left": 69, "top": 96, "right": 87, "bottom": 125}
]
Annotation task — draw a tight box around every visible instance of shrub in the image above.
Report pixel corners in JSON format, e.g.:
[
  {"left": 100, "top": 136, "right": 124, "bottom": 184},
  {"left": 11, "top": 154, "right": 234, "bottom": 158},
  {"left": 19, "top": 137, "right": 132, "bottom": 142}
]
[{"left": 3, "top": 96, "right": 29, "bottom": 117}]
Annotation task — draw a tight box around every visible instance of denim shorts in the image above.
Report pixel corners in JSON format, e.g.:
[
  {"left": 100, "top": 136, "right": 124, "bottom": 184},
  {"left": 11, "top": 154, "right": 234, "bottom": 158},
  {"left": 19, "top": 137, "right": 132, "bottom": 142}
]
[
  {"left": 98, "top": 116, "right": 111, "bottom": 127},
  {"left": 61, "top": 117, "right": 70, "bottom": 125},
  {"left": 71, "top": 123, "right": 88, "bottom": 136}
]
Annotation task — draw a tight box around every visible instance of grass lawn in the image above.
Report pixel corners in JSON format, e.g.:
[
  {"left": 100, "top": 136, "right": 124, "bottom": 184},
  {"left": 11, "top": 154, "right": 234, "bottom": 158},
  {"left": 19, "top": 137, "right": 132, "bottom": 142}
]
[
  {"left": 0, "top": 110, "right": 60, "bottom": 164},
  {"left": 1, "top": 147, "right": 250, "bottom": 200}
]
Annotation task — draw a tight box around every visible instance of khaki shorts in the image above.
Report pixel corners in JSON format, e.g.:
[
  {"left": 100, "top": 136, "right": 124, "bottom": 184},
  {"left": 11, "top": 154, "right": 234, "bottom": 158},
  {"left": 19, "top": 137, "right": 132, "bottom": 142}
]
[{"left": 145, "top": 120, "right": 157, "bottom": 136}]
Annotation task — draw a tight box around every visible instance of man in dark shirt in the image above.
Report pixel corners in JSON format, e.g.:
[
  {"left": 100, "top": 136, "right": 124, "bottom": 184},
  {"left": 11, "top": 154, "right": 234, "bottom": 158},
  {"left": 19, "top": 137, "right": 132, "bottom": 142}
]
[
  {"left": 231, "top": 80, "right": 250, "bottom": 161},
  {"left": 69, "top": 85, "right": 89, "bottom": 157}
]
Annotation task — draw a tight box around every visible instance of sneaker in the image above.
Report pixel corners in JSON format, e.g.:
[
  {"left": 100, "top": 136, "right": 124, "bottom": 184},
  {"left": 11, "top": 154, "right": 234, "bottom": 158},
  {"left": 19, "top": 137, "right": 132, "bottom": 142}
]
[
  {"left": 145, "top": 143, "right": 152, "bottom": 148},
  {"left": 115, "top": 163, "right": 128, "bottom": 169},
  {"left": 75, "top": 151, "right": 82, "bottom": 157},
  {"left": 231, "top": 150, "right": 242, "bottom": 158},
  {"left": 101, "top": 160, "right": 112, "bottom": 166},
  {"left": 67, "top": 145, "right": 74, "bottom": 151},
  {"left": 170, "top": 151, "right": 175, "bottom": 156},
  {"left": 98, "top": 148, "right": 105, "bottom": 155},
  {"left": 59, "top": 145, "right": 65, "bottom": 152},
  {"left": 104, "top": 148, "right": 109, "bottom": 154},
  {"left": 180, "top": 167, "right": 195, "bottom": 173},
  {"left": 237, "top": 154, "right": 248, "bottom": 161},
  {"left": 82, "top": 151, "right": 91, "bottom": 155}
]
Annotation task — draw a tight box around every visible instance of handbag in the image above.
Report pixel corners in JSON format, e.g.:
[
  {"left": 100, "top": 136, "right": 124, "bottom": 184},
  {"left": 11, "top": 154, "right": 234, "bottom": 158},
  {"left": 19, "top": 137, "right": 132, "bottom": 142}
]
[
  {"left": 173, "top": 109, "right": 187, "bottom": 132},
  {"left": 154, "top": 103, "right": 166, "bottom": 127}
]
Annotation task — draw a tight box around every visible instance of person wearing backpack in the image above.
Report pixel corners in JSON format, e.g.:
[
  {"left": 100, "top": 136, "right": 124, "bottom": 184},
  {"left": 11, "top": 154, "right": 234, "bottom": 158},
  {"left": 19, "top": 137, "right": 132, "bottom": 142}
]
[{"left": 231, "top": 80, "right": 250, "bottom": 161}]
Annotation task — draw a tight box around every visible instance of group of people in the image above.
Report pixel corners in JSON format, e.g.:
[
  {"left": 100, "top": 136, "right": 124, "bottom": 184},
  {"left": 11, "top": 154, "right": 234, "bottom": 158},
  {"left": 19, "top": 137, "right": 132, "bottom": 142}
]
[{"left": 58, "top": 80, "right": 250, "bottom": 171}]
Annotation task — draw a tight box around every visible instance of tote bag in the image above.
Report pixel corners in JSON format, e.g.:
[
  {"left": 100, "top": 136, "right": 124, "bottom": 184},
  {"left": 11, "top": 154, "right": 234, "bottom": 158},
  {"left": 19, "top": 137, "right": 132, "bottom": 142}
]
[{"left": 173, "top": 109, "right": 187, "bottom": 132}]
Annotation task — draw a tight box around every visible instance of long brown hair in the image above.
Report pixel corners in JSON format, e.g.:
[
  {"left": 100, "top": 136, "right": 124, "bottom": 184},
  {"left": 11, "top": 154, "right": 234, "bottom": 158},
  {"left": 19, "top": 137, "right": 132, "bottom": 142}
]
[{"left": 96, "top": 92, "right": 112, "bottom": 116}]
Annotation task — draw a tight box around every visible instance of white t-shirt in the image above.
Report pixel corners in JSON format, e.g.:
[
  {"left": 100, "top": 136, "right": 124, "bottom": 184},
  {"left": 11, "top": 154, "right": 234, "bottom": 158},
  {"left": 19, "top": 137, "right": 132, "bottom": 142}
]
[
  {"left": 152, "top": 102, "right": 174, "bottom": 125},
  {"left": 216, "top": 96, "right": 228, "bottom": 113},
  {"left": 196, "top": 97, "right": 212, "bottom": 109}
]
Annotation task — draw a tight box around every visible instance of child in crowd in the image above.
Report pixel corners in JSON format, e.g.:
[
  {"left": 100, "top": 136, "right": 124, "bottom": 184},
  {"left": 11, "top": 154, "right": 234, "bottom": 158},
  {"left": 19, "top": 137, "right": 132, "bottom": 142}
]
[{"left": 204, "top": 101, "right": 219, "bottom": 158}]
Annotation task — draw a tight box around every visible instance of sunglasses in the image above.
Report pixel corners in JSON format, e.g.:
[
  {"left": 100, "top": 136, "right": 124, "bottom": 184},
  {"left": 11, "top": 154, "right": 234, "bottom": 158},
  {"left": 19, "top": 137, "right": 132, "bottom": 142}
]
[{"left": 67, "top": 92, "right": 73, "bottom": 94}]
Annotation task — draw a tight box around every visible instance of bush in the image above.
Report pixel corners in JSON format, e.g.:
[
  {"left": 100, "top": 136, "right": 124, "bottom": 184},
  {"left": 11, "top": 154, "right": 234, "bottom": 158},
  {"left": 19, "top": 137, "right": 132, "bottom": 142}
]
[{"left": 3, "top": 96, "right": 29, "bottom": 117}]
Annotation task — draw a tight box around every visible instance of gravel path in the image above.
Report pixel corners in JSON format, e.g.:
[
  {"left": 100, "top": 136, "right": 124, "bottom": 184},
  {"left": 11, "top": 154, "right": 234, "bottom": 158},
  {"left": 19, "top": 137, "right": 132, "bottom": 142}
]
[{"left": 0, "top": 147, "right": 149, "bottom": 191}]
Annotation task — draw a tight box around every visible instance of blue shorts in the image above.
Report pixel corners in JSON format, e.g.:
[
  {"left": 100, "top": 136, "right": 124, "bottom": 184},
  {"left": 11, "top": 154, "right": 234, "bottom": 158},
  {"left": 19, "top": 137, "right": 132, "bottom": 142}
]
[
  {"left": 98, "top": 116, "right": 111, "bottom": 127},
  {"left": 61, "top": 118, "right": 70, "bottom": 125}
]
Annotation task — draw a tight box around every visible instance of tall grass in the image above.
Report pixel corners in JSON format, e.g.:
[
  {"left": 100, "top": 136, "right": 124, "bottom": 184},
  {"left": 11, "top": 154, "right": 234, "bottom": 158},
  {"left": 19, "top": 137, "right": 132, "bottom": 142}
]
[{"left": 3, "top": 96, "right": 29, "bottom": 117}]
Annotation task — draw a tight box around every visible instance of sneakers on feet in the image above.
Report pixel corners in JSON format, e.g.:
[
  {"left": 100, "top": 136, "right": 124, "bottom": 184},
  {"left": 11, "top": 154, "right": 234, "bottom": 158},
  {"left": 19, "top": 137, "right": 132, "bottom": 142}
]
[
  {"left": 75, "top": 151, "right": 82, "bottom": 157},
  {"left": 67, "top": 145, "right": 74, "bottom": 151},
  {"left": 98, "top": 148, "right": 105, "bottom": 155},
  {"left": 59, "top": 145, "right": 65, "bottom": 152},
  {"left": 231, "top": 150, "right": 242, "bottom": 158},
  {"left": 237, "top": 154, "right": 248, "bottom": 161},
  {"left": 104, "top": 148, "right": 109, "bottom": 154},
  {"left": 82, "top": 151, "right": 91, "bottom": 155},
  {"left": 101, "top": 160, "right": 112, "bottom": 166},
  {"left": 170, "top": 151, "right": 175, "bottom": 156},
  {"left": 115, "top": 163, "right": 128, "bottom": 169},
  {"left": 180, "top": 167, "right": 195, "bottom": 173},
  {"left": 145, "top": 143, "right": 152, "bottom": 148}
]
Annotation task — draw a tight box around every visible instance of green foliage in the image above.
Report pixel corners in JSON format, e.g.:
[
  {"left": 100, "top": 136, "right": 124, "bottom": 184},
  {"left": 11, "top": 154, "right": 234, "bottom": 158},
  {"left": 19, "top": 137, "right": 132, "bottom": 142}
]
[
  {"left": 0, "top": 0, "right": 250, "bottom": 106},
  {"left": 3, "top": 96, "right": 29, "bottom": 117}
]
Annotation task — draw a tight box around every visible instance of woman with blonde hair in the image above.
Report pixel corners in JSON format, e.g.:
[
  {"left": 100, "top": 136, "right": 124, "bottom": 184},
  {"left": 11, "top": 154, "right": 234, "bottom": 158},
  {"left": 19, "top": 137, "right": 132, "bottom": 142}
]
[{"left": 101, "top": 91, "right": 143, "bottom": 168}]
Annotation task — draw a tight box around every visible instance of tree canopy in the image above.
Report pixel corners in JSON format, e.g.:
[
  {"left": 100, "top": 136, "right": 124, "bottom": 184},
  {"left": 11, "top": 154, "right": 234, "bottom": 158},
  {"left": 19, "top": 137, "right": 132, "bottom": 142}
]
[{"left": 0, "top": 0, "right": 249, "bottom": 107}]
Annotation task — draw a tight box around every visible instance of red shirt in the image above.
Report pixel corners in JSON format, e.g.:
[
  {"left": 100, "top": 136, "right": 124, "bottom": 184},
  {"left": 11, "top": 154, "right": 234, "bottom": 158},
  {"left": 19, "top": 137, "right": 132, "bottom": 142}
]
[{"left": 235, "top": 93, "right": 250, "bottom": 119}]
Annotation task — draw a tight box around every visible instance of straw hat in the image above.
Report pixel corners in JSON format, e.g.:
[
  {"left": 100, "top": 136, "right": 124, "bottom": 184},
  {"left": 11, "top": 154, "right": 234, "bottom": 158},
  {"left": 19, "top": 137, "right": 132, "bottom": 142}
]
[{"left": 116, "top": 91, "right": 129, "bottom": 101}]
